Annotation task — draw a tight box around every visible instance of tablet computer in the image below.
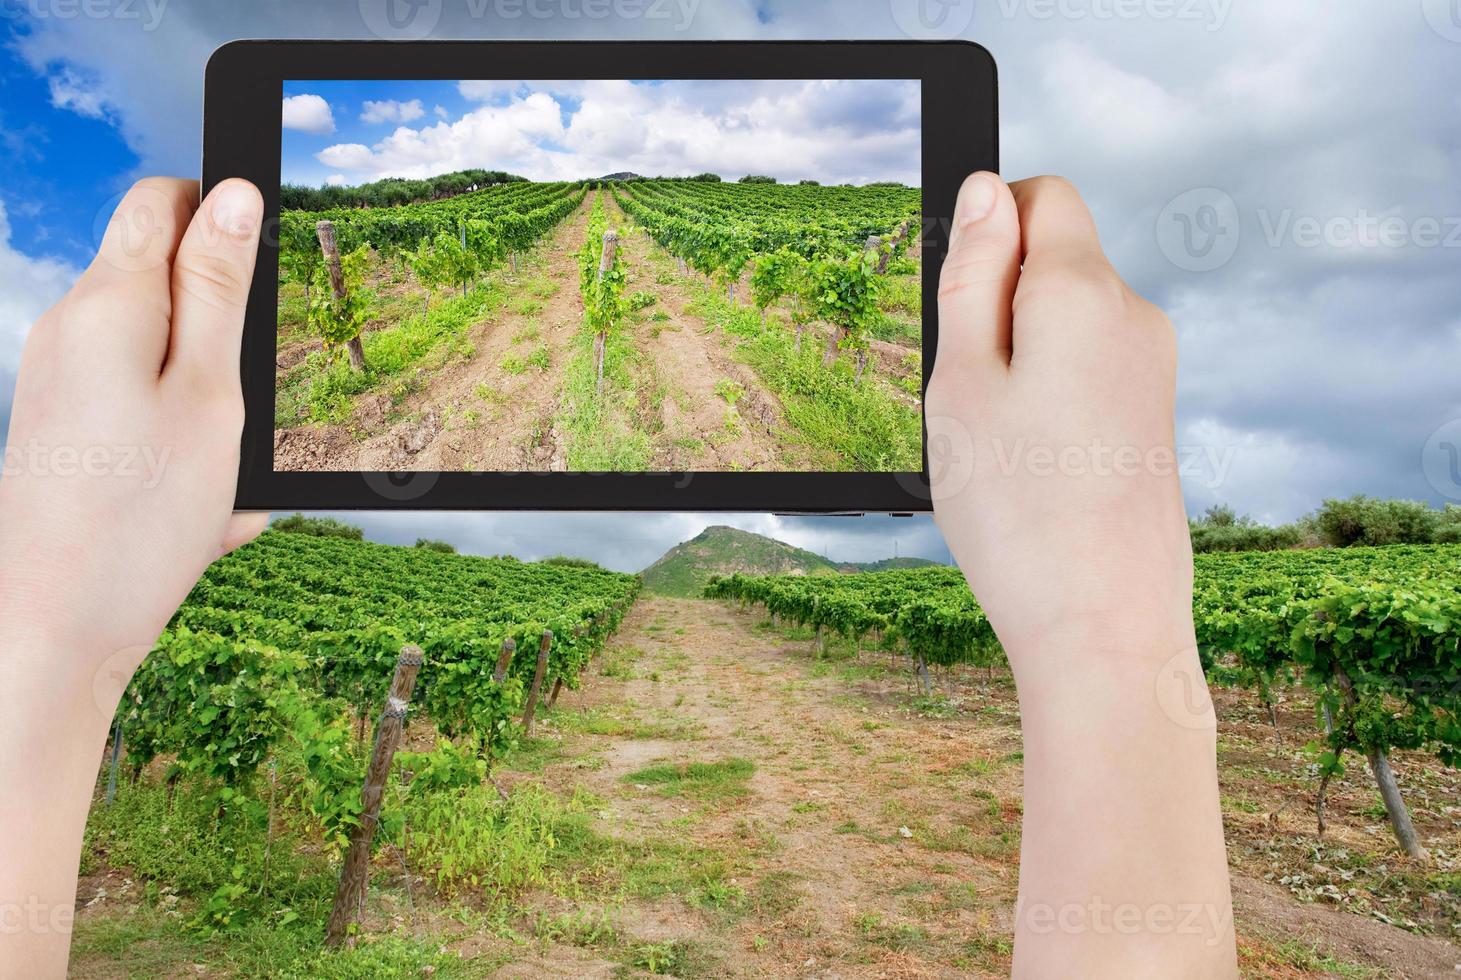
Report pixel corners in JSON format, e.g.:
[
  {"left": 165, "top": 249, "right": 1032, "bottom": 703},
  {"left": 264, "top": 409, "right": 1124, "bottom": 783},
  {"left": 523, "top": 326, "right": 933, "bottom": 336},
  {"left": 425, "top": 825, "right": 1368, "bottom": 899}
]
[{"left": 204, "top": 40, "right": 998, "bottom": 512}]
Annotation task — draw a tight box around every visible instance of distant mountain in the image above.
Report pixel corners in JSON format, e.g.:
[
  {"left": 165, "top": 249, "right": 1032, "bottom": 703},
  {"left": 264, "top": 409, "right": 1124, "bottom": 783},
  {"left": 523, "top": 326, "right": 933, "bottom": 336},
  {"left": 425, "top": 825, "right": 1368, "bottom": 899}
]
[
  {"left": 639, "top": 525, "right": 939, "bottom": 597},
  {"left": 598, "top": 172, "right": 642, "bottom": 181}
]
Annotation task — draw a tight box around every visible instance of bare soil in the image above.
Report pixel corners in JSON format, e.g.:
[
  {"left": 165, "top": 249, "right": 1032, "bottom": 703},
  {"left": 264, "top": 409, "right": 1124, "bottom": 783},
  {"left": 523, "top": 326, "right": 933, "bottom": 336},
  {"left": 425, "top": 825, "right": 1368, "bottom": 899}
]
[
  {"left": 67, "top": 596, "right": 1461, "bottom": 978},
  {"left": 495, "top": 598, "right": 1461, "bottom": 978}
]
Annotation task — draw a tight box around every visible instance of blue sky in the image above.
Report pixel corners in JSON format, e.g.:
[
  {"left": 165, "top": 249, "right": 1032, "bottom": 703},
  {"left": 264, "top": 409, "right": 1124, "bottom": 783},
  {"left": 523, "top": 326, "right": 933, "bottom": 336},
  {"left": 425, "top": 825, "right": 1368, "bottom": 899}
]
[
  {"left": 280, "top": 78, "right": 921, "bottom": 187},
  {"left": 0, "top": 2, "right": 1458, "bottom": 570},
  {"left": 0, "top": 33, "right": 135, "bottom": 265}
]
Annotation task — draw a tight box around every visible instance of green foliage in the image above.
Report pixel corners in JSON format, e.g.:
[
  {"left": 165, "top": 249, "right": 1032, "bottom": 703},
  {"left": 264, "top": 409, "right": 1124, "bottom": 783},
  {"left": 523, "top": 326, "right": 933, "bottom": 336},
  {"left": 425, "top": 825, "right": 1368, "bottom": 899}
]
[
  {"left": 281, "top": 169, "right": 525, "bottom": 211},
  {"left": 394, "top": 781, "right": 570, "bottom": 896},
  {"left": 402, "top": 227, "right": 484, "bottom": 298},
  {"left": 688, "top": 172, "right": 722, "bottom": 182},
  {"left": 414, "top": 538, "right": 456, "bottom": 553},
  {"left": 749, "top": 247, "right": 806, "bottom": 317},
  {"left": 628, "top": 289, "right": 658, "bottom": 310},
  {"left": 542, "top": 555, "right": 603, "bottom": 569},
  {"left": 578, "top": 195, "right": 628, "bottom": 339},
  {"left": 272, "top": 515, "right": 365, "bottom": 540},
  {"left": 1189, "top": 504, "right": 1307, "bottom": 553},
  {"left": 809, "top": 249, "right": 882, "bottom": 356},
  {"left": 307, "top": 246, "right": 372, "bottom": 352},
  {"left": 738, "top": 174, "right": 777, "bottom": 183},
  {"left": 1316, "top": 495, "right": 1443, "bottom": 547},
  {"left": 714, "top": 378, "right": 744, "bottom": 406},
  {"left": 396, "top": 738, "right": 486, "bottom": 794}
]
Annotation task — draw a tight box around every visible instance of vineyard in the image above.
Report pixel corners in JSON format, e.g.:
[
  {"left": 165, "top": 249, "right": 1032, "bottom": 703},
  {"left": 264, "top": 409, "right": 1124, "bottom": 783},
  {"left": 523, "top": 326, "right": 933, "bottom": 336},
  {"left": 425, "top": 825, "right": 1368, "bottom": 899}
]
[
  {"left": 705, "top": 545, "right": 1461, "bottom": 861},
  {"left": 96, "top": 530, "right": 637, "bottom": 949},
  {"left": 272, "top": 177, "right": 923, "bottom": 474},
  {"left": 73, "top": 536, "right": 1461, "bottom": 976}
]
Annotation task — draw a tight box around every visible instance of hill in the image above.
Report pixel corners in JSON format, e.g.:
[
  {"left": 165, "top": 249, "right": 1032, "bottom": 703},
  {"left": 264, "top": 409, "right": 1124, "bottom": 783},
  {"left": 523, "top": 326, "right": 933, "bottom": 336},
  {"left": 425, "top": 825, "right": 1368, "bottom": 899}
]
[
  {"left": 598, "top": 172, "right": 643, "bottom": 181},
  {"left": 639, "top": 525, "right": 939, "bottom": 597}
]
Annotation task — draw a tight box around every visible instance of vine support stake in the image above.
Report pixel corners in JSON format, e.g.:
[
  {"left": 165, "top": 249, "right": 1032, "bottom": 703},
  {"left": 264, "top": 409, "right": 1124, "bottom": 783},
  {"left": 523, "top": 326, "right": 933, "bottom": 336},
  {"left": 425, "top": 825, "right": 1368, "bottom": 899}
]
[
  {"left": 104, "top": 715, "right": 123, "bottom": 805},
  {"left": 521, "top": 630, "right": 553, "bottom": 736},
  {"left": 593, "top": 230, "right": 619, "bottom": 395},
  {"left": 493, "top": 637, "right": 516, "bottom": 683},
  {"left": 324, "top": 644, "right": 424, "bottom": 949},
  {"left": 316, "top": 220, "right": 367, "bottom": 372}
]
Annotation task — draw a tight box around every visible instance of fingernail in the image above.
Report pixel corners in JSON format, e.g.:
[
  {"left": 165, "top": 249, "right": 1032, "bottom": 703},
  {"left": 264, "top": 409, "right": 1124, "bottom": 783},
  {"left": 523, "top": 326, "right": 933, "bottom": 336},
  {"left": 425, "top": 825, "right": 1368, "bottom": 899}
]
[
  {"left": 957, "top": 173, "right": 999, "bottom": 227},
  {"left": 210, "top": 181, "right": 262, "bottom": 240}
]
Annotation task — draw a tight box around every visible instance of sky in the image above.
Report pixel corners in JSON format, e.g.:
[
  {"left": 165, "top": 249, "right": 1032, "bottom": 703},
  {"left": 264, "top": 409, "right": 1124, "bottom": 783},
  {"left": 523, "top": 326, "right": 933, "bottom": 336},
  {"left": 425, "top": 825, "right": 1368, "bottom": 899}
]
[
  {"left": 0, "top": 1, "right": 1458, "bottom": 571},
  {"left": 282, "top": 79, "right": 922, "bottom": 187}
]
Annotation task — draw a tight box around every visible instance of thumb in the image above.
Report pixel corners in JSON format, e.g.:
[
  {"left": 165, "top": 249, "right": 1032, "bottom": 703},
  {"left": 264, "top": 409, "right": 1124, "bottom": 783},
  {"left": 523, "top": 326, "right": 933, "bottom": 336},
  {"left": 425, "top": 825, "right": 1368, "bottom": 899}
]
[
  {"left": 934, "top": 172, "right": 1021, "bottom": 376},
  {"left": 164, "top": 178, "right": 263, "bottom": 391}
]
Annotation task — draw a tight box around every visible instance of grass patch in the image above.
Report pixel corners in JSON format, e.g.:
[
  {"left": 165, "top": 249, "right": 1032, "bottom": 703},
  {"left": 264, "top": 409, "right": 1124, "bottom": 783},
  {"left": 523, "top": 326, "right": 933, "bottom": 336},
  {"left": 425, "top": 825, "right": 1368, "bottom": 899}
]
[
  {"left": 687, "top": 290, "right": 920, "bottom": 471},
  {"left": 277, "top": 283, "right": 505, "bottom": 427},
  {"left": 557, "top": 330, "right": 653, "bottom": 471},
  {"left": 624, "top": 758, "right": 755, "bottom": 800},
  {"left": 500, "top": 344, "right": 551, "bottom": 375}
]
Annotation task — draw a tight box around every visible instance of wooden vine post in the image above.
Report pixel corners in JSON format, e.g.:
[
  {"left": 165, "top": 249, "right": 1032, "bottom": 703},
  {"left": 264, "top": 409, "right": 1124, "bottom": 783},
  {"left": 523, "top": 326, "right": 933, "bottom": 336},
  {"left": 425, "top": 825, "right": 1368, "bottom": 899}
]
[
  {"left": 315, "top": 220, "right": 367, "bottom": 372},
  {"left": 521, "top": 630, "right": 553, "bottom": 736},
  {"left": 548, "top": 625, "right": 585, "bottom": 710},
  {"left": 324, "top": 645, "right": 424, "bottom": 949},
  {"left": 492, "top": 637, "right": 516, "bottom": 683},
  {"left": 1334, "top": 668, "right": 1428, "bottom": 859},
  {"left": 593, "top": 231, "right": 619, "bottom": 394}
]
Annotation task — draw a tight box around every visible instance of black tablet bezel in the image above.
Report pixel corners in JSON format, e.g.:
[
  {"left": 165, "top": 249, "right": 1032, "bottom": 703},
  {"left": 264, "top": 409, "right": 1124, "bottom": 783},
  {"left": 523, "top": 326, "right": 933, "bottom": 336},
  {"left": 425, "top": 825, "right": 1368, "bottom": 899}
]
[{"left": 206, "top": 39, "right": 998, "bottom": 512}]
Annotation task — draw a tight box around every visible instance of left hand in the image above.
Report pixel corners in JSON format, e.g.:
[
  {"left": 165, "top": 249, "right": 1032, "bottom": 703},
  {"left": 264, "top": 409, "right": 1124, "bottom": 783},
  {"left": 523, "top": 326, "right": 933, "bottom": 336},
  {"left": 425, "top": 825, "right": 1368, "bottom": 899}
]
[{"left": 0, "top": 177, "right": 269, "bottom": 690}]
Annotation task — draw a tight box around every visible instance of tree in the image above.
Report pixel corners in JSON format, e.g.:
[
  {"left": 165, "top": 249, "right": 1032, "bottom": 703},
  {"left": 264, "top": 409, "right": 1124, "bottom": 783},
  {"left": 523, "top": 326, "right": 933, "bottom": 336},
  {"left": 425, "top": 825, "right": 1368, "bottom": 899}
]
[
  {"left": 271, "top": 515, "right": 365, "bottom": 539},
  {"left": 1315, "top": 496, "right": 1440, "bottom": 547},
  {"left": 414, "top": 539, "right": 456, "bottom": 553},
  {"left": 738, "top": 174, "right": 777, "bottom": 184}
]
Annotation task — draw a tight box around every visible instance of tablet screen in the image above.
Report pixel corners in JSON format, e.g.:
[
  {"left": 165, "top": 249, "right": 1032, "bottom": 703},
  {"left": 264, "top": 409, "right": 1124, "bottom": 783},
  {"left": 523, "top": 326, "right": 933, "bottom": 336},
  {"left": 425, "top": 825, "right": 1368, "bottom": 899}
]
[{"left": 275, "top": 79, "right": 922, "bottom": 476}]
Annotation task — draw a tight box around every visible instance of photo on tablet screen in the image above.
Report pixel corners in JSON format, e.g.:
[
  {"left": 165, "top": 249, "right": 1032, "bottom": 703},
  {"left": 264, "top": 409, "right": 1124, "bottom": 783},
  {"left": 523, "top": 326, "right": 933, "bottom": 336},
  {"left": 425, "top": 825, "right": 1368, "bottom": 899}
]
[{"left": 274, "top": 79, "right": 923, "bottom": 475}]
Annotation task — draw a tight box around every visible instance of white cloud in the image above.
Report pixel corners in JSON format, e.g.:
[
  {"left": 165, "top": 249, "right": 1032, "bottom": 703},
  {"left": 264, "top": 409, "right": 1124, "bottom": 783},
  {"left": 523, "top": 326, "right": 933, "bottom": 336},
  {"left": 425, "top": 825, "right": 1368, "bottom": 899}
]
[
  {"left": 361, "top": 98, "right": 425, "bottom": 124},
  {"left": 434, "top": 104, "right": 449, "bottom": 119},
  {"left": 46, "top": 67, "right": 110, "bottom": 120},
  {"left": 0, "top": 200, "right": 81, "bottom": 455},
  {"left": 7, "top": 0, "right": 1461, "bottom": 522},
  {"left": 281, "top": 94, "right": 335, "bottom": 135},
  {"left": 325, "top": 174, "right": 348, "bottom": 187},
  {"left": 308, "top": 80, "right": 920, "bottom": 186}
]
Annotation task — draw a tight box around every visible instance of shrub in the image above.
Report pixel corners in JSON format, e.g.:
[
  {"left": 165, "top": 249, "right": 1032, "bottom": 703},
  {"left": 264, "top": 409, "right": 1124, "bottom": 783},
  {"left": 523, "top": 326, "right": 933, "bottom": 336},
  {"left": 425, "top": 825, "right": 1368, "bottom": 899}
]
[
  {"left": 738, "top": 174, "right": 777, "bottom": 184},
  {"left": 272, "top": 515, "right": 365, "bottom": 540},
  {"left": 414, "top": 538, "right": 456, "bottom": 553},
  {"left": 1188, "top": 505, "right": 1305, "bottom": 553},
  {"left": 1315, "top": 496, "right": 1439, "bottom": 547}
]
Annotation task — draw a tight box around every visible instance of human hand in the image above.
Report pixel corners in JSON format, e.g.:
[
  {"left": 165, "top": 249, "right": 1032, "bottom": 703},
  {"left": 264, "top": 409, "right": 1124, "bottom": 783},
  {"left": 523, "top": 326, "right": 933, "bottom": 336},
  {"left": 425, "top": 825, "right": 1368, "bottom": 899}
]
[
  {"left": 928, "top": 173, "right": 1192, "bottom": 674},
  {"left": 928, "top": 174, "right": 1235, "bottom": 979},
  {"left": 0, "top": 177, "right": 268, "bottom": 691}
]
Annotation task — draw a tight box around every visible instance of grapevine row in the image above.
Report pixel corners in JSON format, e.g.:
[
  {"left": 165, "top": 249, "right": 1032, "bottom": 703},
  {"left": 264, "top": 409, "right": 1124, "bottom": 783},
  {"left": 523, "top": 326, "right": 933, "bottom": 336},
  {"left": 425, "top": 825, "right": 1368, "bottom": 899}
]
[{"left": 707, "top": 545, "right": 1461, "bottom": 856}]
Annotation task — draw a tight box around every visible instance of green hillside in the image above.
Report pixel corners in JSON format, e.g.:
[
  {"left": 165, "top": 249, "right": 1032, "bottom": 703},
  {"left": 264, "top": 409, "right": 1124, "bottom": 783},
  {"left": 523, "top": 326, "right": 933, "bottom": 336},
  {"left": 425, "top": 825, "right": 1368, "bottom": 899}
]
[{"left": 640, "top": 525, "right": 939, "bottom": 597}]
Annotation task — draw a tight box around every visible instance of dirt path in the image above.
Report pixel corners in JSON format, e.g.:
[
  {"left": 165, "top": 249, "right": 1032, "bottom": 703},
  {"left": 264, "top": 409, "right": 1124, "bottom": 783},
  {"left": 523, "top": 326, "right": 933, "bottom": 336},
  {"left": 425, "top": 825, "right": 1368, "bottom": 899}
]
[
  {"left": 275, "top": 193, "right": 597, "bottom": 472},
  {"left": 500, "top": 597, "right": 1461, "bottom": 979},
  {"left": 605, "top": 197, "right": 829, "bottom": 472}
]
